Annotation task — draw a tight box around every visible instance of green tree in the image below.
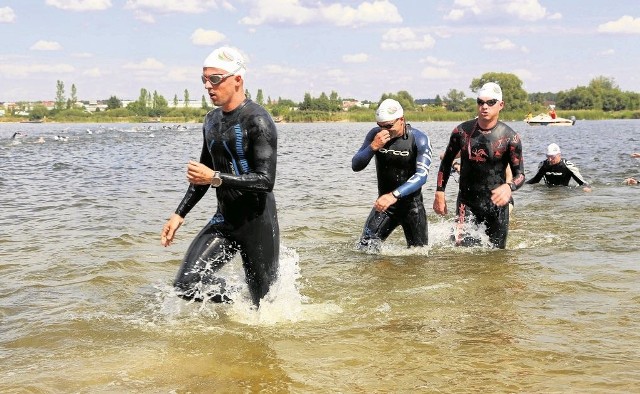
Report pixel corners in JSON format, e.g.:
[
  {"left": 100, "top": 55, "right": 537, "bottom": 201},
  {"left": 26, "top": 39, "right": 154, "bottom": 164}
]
[
  {"left": 245, "top": 89, "right": 251, "bottom": 99},
  {"left": 29, "top": 103, "right": 49, "bottom": 120},
  {"left": 256, "top": 89, "right": 264, "bottom": 106},
  {"left": 470, "top": 72, "right": 528, "bottom": 111},
  {"left": 173, "top": 94, "right": 179, "bottom": 108},
  {"left": 434, "top": 95, "right": 443, "bottom": 107},
  {"left": 55, "top": 80, "right": 65, "bottom": 111},
  {"left": 300, "top": 92, "right": 313, "bottom": 110},
  {"left": 106, "top": 96, "right": 122, "bottom": 109},
  {"left": 444, "top": 89, "right": 467, "bottom": 112},
  {"left": 183, "top": 89, "right": 190, "bottom": 108},
  {"left": 70, "top": 84, "right": 78, "bottom": 108},
  {"left": 201, "top": 94, "right": 209, "bottom": 109}
]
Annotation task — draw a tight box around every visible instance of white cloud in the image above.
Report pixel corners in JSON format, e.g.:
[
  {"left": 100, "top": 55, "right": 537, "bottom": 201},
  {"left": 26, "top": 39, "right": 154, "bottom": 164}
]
[
  {"left": 72, "top": 52, "right": 94, "bottom": 58},
  {"left": 240, "top": 0, "right": 401, "bottom": 27},
  {"left": 512, "top": 68, "right": 534, "bottom": 81},
  {"left": 444, "top": 0, "right": 560, "bottom": 22},
  {"left": 0, "top": 6, "right": 16, "bottom": 22},
  {"left": 45, "top": 0, "right": 112, "bottom": 11},
  {"left": 343, "top": 53, "right": 369, "bottom": 63},
  {"left": 263, "top": 64, "right": 305, "bottom": 77},
  {"left": 483, "top": 38, "right": 517, "bottom": 51},
  {"left": 421, "top": 66, "right": 454, "bottom": 79},
  {"left": 83, "top": 67, "right": 106, "bottom": 77},
  {"left": 191, "top": 28, "right": 226, "bottom": 46},
  {"left": 124, "top": 0, "right": 231, "bottom": 14},
  {"left": 380, "top": 28, "right": 435, "bottom": 50},
  {"left": 122, "top": 58, "right": 165, "bottom": 70},
  {"left": 598, "top": 16, "right": 640, "bottom": 34},
  {"left": 421, "top": 56, "right": 454, "bottom": 67},
  {"left": 599, "top": 49, "right": 615, "bottom": 56},
  {"left": 30, "top": 40, "right": 63, "bottom": 51},
  {"left": 166, "top": 67, "right": 195, "bottom": 82},
  {"left": 0, "top": 63, "right": 75, "bottom": 78}
]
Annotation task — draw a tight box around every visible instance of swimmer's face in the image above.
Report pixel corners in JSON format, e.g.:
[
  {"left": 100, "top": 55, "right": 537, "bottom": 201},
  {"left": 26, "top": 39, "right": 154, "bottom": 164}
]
[
  {"left": 202, "top": 67, "right": 241, "bottom": 108},
  {"left": 546, "top": 154, "right": 561, "bottom": 165},
  {"left": 476, "top": 96, "right": 503, "bottom": 122}
]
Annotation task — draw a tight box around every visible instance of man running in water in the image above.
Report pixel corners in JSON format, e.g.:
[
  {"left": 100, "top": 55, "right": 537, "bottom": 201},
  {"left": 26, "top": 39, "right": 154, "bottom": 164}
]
[
  {"left": 526, "top": 143, "right": 592, "bottom": 192},
  {"left": 160, "top": 46, "right": 279, "bottom": 307},
  {"left": 352, "top": 98, "right": 433, "bottom": 252},
  {"left": 433, "top": 82, "right": 525, "bottom": 249}
]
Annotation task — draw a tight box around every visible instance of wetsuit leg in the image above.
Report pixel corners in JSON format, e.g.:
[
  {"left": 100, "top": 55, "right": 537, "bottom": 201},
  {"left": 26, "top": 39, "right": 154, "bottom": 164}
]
[
  {"left": 484, "top": 204, "right": 509, "bottom": 249},
  {"left": 234, "top": 193, "right": 280, "bottom": 306},
  {"left": 453, "top": 198, "right": 509, "bottom": 249},
  {"left": 357, "top": 208, "right": 399, "bottom": 252},
  {"left": 399, "top": 196, "right": 428, "bottom": 247},
  {"left": 173, "top": 221, "right": 238, "bottom": 302}
]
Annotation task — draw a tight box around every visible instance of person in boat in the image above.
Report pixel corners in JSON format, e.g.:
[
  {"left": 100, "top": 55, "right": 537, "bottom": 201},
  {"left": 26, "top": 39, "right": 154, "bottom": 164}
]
[
  {"left": 433, "top": 82, "right": 525, "bottom": 249},
  {"left": 352, "top": 98, "right": 433, "bottom": 252},
  {"left": 526, "top": 143, "right": 592, "bottom": 192},
  {"left": 548, "top": 106, "right": 557, "bottom": 119},
  {"left": 160, "top": 46, "right": 280, "bottom": 307}
]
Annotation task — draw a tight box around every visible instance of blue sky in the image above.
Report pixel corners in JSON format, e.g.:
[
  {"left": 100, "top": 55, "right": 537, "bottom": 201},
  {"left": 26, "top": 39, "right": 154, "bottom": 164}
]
[{"left": 1, "top": 0, "right": 639, "bottom": 103}]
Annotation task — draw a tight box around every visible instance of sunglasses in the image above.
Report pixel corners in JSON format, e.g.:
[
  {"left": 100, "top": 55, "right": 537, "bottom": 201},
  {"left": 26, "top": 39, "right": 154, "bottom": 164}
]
[
  {"left": 476, "top": 98, "right": 499, "bottom": 106},
  {"left": 377, "top": 118, "right": 399, "bottom": 129},
  {"left": 201, "top": 66, "right": 243, "bottom": 85}
]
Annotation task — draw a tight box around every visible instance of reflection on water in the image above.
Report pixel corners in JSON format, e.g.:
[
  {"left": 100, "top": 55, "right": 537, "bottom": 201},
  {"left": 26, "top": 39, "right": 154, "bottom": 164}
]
[{"left": 1, "top": 121, "right": 640, "bottom": 392}]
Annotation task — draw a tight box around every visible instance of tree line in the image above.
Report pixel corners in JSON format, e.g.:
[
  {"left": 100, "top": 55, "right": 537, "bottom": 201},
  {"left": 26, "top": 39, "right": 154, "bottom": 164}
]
[{"left": 7, "top": 73, "right": 640, "bottom": 122}]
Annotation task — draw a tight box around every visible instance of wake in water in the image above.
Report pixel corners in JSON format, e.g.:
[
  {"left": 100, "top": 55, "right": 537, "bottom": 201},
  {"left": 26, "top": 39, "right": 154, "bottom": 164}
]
[{"left": 152, "top": 245, "right": 342, "bottom": 326}]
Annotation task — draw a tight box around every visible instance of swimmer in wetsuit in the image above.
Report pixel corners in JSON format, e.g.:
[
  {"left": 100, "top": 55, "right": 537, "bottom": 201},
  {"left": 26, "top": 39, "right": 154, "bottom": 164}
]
[
  {"left": 526, "top": 143, "right": 591, "bottom": 192},
  {"left": 161, "top": 46, "right": 279, "bottom": 307},
  {"left": 433, "top": 82, "right": 525, "bottom": 249},
  {"left": 352, "top": 99, "right": 433, "bottom": 252}
]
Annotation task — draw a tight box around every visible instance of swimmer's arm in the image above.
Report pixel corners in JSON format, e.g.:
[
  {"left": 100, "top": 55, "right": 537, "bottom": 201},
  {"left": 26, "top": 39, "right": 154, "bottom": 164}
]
[
  {"left": 435, "top": 132, "right": 460, "bottom": 193},
  {"left": 565, "top": 160, "right": 590, "bottom": 189},
  {"left": 506, "top": 134, "right": 525, "bottom": 191},
  {"left": 395, "top": 131, "right": 433, "bottom": 197},
  {"left": 352, "top": 128, "right": 378, "bottom": 171},
  {"left": 175, "top": 137, "right": 210, "bottom": 217}
]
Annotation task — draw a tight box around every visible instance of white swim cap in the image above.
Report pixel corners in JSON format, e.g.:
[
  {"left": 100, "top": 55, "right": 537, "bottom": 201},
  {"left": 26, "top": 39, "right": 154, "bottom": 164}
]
[
  {"left": 375, "top": 99, "right": 404, "bottom": 122},
  {"left": 546, "top": 143, "right": 561, "bottom": 156},
  {"left": 477, "top": 82, "right": 502, "bottom": 101},
  {"left": 203, "top": 46, "right": 246, "bottom": 77}
]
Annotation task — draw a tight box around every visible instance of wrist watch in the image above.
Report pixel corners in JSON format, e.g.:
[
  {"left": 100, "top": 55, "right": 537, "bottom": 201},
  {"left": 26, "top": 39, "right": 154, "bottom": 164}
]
[
  {"left": 391, "top": 190, "right": 401, "bottom": 199},
  {"left": 508, "top": 182, "right": 517, "bottom": 191},
  {"left": 211, "top": 171, "right": 222, "bottom": 187}
]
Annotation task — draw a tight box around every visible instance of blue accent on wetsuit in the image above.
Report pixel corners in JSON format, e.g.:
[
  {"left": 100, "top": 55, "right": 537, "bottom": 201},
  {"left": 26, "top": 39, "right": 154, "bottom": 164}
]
[
  {"left": 173, "top": 99, "right": 279, "bottom": 306},
  {"left": 437, "top": 120, "right": 524, "bottom": 249},
  {"left": 352, "top": 124, "right": 433, "bottom": 250}
]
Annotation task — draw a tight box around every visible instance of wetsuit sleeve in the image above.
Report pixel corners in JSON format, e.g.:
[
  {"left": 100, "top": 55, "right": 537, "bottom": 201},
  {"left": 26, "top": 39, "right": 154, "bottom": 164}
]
[
  {"left": 219, "top": 114, "right": 277, "bottom": 192},
  {"left": 395, "top": 131, "right": 432, "bottom": 197},
  {"left": 508, "top": 132, "right": 525, "bottom": 190},
  {"left": 565, "top": 160, "right": 589, "bottom": 186},
  {"left": 352, "top": 128, "right": 379, "bottom": 171},
  {"left": 436, "top": 129, "right": 461, "bottom": 192},
  {"left": 525, "top": 161, "right": 546, "bottom": 184},
  {"left": 174, "top": 130, "right": 212, "bottom": 217}
]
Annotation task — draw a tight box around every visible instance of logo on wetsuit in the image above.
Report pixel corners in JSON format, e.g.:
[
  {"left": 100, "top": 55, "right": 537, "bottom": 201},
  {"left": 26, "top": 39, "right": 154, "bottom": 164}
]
[{"left": 379, "top": 148, "right": 409, "bottom": 156}]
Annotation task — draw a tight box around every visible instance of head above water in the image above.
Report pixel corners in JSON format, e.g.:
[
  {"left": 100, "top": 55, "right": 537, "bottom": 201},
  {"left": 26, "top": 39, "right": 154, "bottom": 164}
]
[
  {"left": 477, "top": 82, "right": 503, "bottom": 101},
  {"left": 546, "top": 143, "right": 561, "bottom": 156},
  {"left": 203, "top": 46, "right": 247, "bottom": 77},
  {"left": 375, "top": 99, "right": 404, "bottom": 123}
]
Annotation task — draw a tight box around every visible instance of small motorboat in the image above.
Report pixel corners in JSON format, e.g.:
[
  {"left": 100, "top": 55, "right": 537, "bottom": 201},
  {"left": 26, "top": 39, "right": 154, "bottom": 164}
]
[{"left": 525, "top": 113, "right": 576, "bottom": 126}]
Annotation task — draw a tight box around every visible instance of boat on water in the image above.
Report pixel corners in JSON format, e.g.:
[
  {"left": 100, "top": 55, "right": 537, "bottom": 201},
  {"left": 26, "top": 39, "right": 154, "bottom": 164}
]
[{"left": 525, "top": 113, "right": 576, "bottom": 126}]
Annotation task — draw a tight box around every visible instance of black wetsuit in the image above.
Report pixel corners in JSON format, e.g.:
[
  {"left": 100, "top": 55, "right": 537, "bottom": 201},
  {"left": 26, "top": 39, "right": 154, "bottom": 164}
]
[
  {"left": 437, "top": 119, "right": 524, "bottom": 249},
  {"left": 173, "top": 99, "right": 279, "bottom": 306},
  {"left": 526, "top": 158, "right": 589, "bottom": 187},
  {"left": 352, "top": 124, "right": 433, "bottom": 251}
]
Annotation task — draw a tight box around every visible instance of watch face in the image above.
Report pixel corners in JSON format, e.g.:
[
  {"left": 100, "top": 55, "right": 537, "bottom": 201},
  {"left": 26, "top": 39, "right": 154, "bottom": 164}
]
[{"left": 211, "top": 177, "right": 222, "bottom": 187}]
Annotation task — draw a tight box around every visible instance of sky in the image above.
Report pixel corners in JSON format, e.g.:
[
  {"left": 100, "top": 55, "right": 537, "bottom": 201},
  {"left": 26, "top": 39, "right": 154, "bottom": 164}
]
[{"left": 1, "top": 0, "right": 640, "bottom": 104}]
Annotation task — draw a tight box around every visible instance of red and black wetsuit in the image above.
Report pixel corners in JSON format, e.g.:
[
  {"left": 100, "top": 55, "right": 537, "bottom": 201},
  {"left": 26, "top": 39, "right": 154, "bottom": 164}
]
[
  {"left": 173, "top": 99, "right": 279, "bottom": 306},
  {"left": 352, "top": 124, "right": 433, "bottom": 251},
  {"left": 437, "top": 119, "right": 525, "bottom": 249}
]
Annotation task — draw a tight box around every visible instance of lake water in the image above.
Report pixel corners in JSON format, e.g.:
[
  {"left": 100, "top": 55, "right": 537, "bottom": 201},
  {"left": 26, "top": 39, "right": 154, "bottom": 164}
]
[{"left": 1, "top": 119, "right": 639, "bottom": 393}]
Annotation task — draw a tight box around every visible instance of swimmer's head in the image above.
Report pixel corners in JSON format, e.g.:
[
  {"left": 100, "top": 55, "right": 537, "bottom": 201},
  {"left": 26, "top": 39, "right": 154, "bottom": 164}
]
[
  {"left": 375, "top": 99, "right": 403, "bottom": 122},
  {"left": 203, "top": 46, "right": 246, "bottom": 77},
  {"left": 477, "top": 82, "right": 502, "bottom": 101},
  {"left": 546, "top": 143, "right": 561, "bottom": 156}
]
